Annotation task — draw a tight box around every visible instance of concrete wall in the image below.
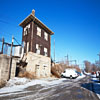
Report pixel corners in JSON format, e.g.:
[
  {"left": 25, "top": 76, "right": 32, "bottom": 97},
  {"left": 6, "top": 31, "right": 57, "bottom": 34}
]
[
  {"left": 25, "top": 52, "right": 51, "bottom": 78},
  {"left": 0, "top": 54, "right": 19, "bottom": 84},
  {"left": 0, "top": 55, "right": 10, "bottom": 83}
]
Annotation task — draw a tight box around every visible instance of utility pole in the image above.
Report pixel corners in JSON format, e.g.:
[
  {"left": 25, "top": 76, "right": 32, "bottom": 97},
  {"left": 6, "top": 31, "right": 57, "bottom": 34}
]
[
  {"left": 54, "top": 39, "right": 55, "bottom": 65},
  {"left": 9, "top": 36, "right": 14, "bottom": 80},
  {"left": 65, "top": 54, "right": 69, "bottom": 66},
  {"left": 1, "top": 37, "right": 4, "bottom": 54},
  {"left": 75, "top": 60, "right": 77, "bottom": 65},
  {"left": 97, "top": 53, "right": 100, "bottom": 67}
]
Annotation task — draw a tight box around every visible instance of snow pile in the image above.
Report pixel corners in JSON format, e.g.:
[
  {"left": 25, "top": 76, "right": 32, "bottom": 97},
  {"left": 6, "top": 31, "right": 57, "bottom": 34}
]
[
  {"left": 6, "top": 77, "right": 31, "bottom": 87},
  {"left": 0, "top": 77, "right": 66, "bottom": 94}
]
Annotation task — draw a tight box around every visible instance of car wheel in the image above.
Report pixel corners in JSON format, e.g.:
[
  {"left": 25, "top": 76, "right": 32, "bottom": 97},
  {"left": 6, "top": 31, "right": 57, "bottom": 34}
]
[
  {"left": 70, "top": 75, "right": 73, "bottom": 79},
  {"left": 61, "top": 75, "right": 64, "bottom": 78}
]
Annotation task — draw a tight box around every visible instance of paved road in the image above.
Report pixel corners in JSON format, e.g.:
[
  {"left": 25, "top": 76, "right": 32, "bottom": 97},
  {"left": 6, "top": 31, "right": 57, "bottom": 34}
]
[{"left": 0, "top": 76, "right": 99, "bottom": 100}]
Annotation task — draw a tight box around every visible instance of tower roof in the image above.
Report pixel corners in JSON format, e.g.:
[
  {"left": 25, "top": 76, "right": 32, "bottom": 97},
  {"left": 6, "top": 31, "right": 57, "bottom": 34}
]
[{"left": 19, "top": 10, "right": 54, "bottom": 35}]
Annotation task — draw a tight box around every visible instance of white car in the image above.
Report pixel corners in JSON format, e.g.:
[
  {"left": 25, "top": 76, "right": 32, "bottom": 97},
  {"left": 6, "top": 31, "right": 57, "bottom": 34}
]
[{"left": 61, "top": 69, "right": 79, "bottom": 79}]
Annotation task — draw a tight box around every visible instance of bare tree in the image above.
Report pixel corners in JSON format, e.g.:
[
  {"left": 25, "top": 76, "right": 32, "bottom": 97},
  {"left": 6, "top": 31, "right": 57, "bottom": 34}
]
[
  {"left": 84, "top": 60, "right": 91, "bottom": 73},
  {"left": 91, "top": 64, "right": 97, "bottom": 72}
]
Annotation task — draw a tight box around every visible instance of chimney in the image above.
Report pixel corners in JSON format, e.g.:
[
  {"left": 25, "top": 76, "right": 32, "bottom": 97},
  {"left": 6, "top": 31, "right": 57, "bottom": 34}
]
[{"left": 32, "top": 9, "right": 35, "bottom": 16}]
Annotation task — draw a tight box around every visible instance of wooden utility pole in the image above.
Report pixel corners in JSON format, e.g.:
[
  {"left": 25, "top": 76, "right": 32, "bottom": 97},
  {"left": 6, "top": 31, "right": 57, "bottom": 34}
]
[
  {"left": 54, "top": 39, "right": 55, "bottom": 65},
  {"left": 9, "top": 36, "right": 14, "bottom": 80},
  {"left": 97, "top": 53, "right": 100, "bottom": 67},
  {"left": 1, "top": 37, "right": 4, "bottom": 54}
]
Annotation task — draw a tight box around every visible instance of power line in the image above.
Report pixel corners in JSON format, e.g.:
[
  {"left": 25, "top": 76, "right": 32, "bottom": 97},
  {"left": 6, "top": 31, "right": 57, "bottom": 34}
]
[
  {"left": 14, "top": 37, "right": 21, "bottom": 46},
  {"left": 0, "top": 35, "right": 21, "bottom": 47},
  {"left": 0, "top": 32, "right": 21, "bottom": 43},
  {"left": 0, "top": 19, "right": 22, "bottom": 42},
  {"left": 0, "top": 20, "right": 9, "bottom": 24},
  {"left": 0, "top": 19, "right": 19, "bottom": 28}
]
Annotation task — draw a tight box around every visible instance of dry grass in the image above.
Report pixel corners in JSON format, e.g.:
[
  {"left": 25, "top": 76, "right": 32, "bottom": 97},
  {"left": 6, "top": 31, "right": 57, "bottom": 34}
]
[
  {"left": 18, "top": 71, "right": 36, "bottom": 79},
  {"left": 51, "top": 63, "right": 82, "bottom": 78},
  {"left": 0, "top": 80, "right": 6, "bottom": 88},
  {"left": 51, "top": 64, "right": 65, "bottom": 78}
]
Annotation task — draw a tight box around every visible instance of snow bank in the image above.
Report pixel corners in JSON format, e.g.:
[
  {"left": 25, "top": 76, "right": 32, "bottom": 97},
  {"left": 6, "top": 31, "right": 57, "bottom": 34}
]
[
  {"left": 0, "top": 77, "right": 66, "bottom": 94},
  {"left": 83, "top": 71, "right": 91, "bottom": 75},
  {"left": 6, "top": 77, "right": 31, "bottom": 87},
  {"left": 0, "top": 73, "right": 85, "bottom": 94}
]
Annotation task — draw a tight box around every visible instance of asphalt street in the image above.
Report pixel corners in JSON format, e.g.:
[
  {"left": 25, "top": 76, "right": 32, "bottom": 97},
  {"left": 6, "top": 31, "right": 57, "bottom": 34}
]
[{"left": 0, "top": 76, "right": 99, "bottom": 100}]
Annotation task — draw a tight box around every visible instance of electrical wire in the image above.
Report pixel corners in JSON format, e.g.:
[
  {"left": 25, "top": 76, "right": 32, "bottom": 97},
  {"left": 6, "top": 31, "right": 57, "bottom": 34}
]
[
  {"left": 0, "top": 20, "right": 9, "bottom": 24},
  {"left": 14, "top": 37, "right": 21, "bottom": 46},
  {"left": 0, "top": 19, "right": 19, "bottom": 28},
  {"left": 0, "top": 18, "right": 22, "bottom": 43}
]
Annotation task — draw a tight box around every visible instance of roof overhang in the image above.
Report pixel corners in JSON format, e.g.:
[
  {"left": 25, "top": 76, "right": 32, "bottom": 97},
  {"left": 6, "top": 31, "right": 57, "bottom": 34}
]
[{"left": 19, "top": 14, "right": 54, "bottom": 35}]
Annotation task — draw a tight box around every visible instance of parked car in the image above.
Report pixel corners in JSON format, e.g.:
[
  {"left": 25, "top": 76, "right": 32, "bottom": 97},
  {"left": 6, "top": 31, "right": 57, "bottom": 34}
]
[
  {"left": 61, "top": 69, "right": 79, "bottom": 79},
  {"left": 91, "top": 71, "right": 96, "bottom": 75}
]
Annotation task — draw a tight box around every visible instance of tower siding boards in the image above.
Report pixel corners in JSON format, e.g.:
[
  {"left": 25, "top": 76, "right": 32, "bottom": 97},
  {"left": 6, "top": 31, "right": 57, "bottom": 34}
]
[{"left": 22, "top": 21, "right": 51, "bottom": 57}]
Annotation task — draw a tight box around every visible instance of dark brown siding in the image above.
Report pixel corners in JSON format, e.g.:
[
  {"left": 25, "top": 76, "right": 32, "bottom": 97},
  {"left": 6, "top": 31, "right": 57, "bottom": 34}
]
[
  {"left": 22, "top": 21, "right": 32, "bottom": 53},
  {"left": 22, "top": 21, "right": 51, "bottom": 57},
  {"left": 32, "top": 23, "right": 51, "bottom": 57}
]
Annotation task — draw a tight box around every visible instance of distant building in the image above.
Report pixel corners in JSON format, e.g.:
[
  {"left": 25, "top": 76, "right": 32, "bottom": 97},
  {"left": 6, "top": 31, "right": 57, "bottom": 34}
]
[{"left": 19, "top": 10, "right": 54, "bottom": 78}]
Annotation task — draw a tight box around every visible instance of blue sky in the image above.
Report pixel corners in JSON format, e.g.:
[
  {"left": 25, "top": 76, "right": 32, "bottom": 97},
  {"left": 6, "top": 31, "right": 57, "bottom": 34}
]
[{"left": 0, "top": 0, "right": 100, "bottom": 67}]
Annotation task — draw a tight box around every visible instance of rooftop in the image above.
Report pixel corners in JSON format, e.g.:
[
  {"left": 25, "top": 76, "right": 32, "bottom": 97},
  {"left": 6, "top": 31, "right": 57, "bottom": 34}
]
[{"left": 19, "top": 10, "right": 54, "bottom": 35}]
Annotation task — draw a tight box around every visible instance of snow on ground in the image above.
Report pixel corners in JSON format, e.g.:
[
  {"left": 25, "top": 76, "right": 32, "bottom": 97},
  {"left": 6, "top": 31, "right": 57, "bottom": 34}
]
[
  {"left": 77, "top": 73, "right": 86, "bottom": 80},
  {"left": 83, "top": 71, "right": 91, "bottom": 75},
  {"left": 0, "top": 77, "right": 66, "bottom": 94},
  {"left": 0, "top": 74, "right": 85, "bottom": 94},
  {"left": 90, "top": 74, "right": 96, "bottom": 78}
]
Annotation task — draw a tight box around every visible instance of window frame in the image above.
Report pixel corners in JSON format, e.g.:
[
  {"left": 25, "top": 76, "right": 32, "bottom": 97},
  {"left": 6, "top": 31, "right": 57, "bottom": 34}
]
[
  {"left": 27, "top": 42, "right": 29, "bottom": 52},
  {"left": 44, "top": 32, "right": 48, "bottom": 41},
  {"left": 44, "top": 47, "right": 48, "bottom": 56},
  {"left": 36, "top": 44, "right": 41, "bottom": 54},
  {"left": 37, "top": 27, "right": 41, "bottom": 37},
  {"left": 23, "top": 24, "right": 30, "bottom": 36}
]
